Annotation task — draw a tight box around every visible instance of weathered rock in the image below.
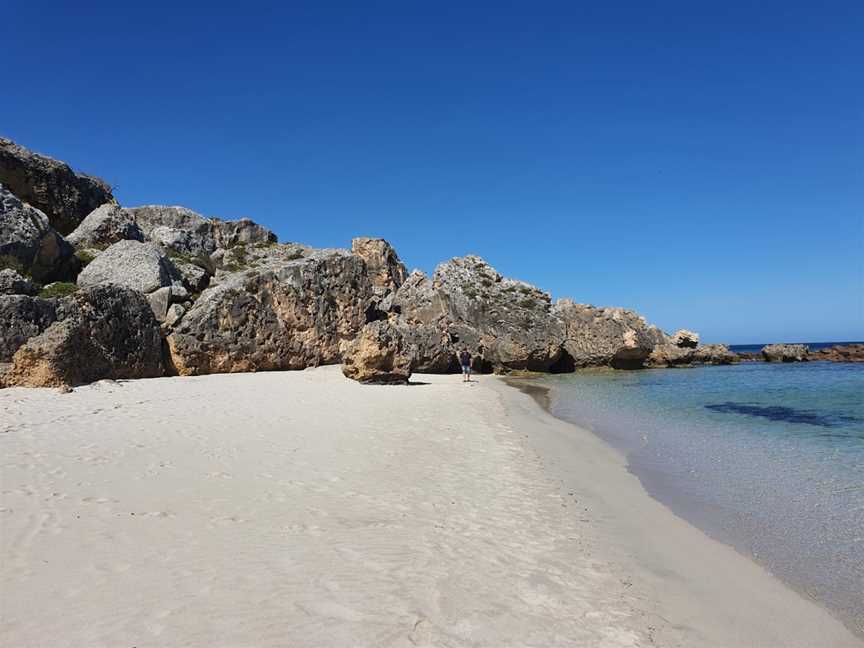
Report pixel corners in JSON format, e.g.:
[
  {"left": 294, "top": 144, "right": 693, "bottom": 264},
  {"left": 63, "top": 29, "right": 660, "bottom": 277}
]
[
  {"left": 212, "top": 218, "right": 277, "bottom": 249},
  {"left": 807, "top": 344, "right": 864, "bottom": 363},
  {"left": 1, "top": 285, "right": 164, "bottom": 387},
  {"left": 762, "top": 343, "right": 809, "bottom": 362},
  {"left": 1, "top": 185, "right": 79, "bottom": 282},
  {"left": 146, "top": 286, "right": 173, "bottom": 321},
  {"left": 66, "top": 203, "right": 144, "bottom": 249},
  {"left": 77, "top": 240, "right": 182, "bottom": 294},
  {"left": 167, "top": 249, "right": 375, "bottom": 375},
  {"left": 0, "top": 268, "right": 37, "bottom": 296},
  {"left": 173, "top": 260, "right": 210, "bottom": 293},
  {"left": 554, "top": 300, "right": 666, "bottom": 369},
  {"left": 164, "top": 303, "right": 186, "bottom": 328},
  {"left": 671, "top": 329, "right": 699, "bottom": 348},
  {"left": 0, "top": 138, "right": 114, "bottom": 235},
  {"left": 647, "top": 342, "right": 738, "bottom": 367},
  {"left": 393, "top": 257, "right": 565, "bottom": 373},
  {"left": 352, "top": 237, "right": 407, "bottom": 291},
  {"left": 342, "top": 320, "right": 413, "bottom": 384},
  {"left": 0, "top": 295, "right": 58, "bottom": 361},
  {"left": 126, "top": 205, "right": 217, "bottom": 256}
]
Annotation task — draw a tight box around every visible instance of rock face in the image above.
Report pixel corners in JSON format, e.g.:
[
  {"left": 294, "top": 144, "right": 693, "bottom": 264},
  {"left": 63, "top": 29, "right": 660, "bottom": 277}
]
[
  {"left": 66, "top": 203, "right": 144, "bottom": 249},
  {"left": 1, "top": 185, "right": 79, "bottom": 282},
  {"left": 77, "top": 240, "right": 182, "bottom": 294},
  {"left": 554, "top": 300, "right": 667, "bottom": 370},
  {"left": 126, "top": 205, "right": 217, "bottom": 257},
  {"left": 647, "top": 342, "right": 738, "bottom": 367},
  {"left": 0, "top": 268, "right": 38, "bottom": 296},
  {"left": 762, "top": 343, "right": 809, "bottom": 362},
  {"left": 167, "top": 249, "right": 375, "bottom": 375},
  {"left": 671, "top": 329, "right": 699, "bottom": 348},
  {"left": 0, "top": 296, "right": 58, "bottom": 361},
  {"left": 212, "top": 218, "right": 277, "bottom": 249},
  {"left": 393, "top": 256, "right": 566, "bottom": 373},
  {"left": 807, "top": 344, "right": 864, "bottom": 363},
  {"left": 0, "top": 138, "right": 114, "bottom": 235},
  {"left": 352, "top": 237, "right": 407, "bottom": 291},
  {"left": 342, "top": 320, "right": 413, "bottom": 384},
  {"left": 1, "top": 286, "right": 164, "bottom": 387}
]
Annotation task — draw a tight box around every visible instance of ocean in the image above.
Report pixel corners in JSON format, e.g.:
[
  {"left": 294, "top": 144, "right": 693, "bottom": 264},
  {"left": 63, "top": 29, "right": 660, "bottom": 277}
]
[{"left": 533, "top": 349, "right": 864, "bottom": 636}]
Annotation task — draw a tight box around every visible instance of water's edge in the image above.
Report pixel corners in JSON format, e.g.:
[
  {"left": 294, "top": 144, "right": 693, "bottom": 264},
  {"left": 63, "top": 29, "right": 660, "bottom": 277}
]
[{"left": 502, "top": 375, "right": 864, "bottom": 640}]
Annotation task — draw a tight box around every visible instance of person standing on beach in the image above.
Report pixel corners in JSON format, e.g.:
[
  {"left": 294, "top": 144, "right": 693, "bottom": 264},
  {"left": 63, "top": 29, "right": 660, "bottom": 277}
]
[{"left": 459, "top": 347, "right": 472, "bottom": 383}]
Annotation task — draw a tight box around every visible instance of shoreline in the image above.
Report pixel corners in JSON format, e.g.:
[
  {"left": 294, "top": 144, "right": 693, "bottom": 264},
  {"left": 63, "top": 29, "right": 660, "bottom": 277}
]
[{"left": 1, "top": 367, "right": 860, "bottom": 646}]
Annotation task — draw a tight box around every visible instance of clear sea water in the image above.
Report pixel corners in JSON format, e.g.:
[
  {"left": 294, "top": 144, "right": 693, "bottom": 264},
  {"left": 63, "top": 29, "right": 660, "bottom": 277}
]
[{"left": 537, "top": 353, "right": 864, "bottom": 636}]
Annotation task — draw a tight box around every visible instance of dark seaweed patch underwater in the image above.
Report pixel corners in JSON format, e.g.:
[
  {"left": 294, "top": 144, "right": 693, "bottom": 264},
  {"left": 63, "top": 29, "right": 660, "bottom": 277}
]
[{"left": 705, "top": 402, "right": 862, "bottom": 428}]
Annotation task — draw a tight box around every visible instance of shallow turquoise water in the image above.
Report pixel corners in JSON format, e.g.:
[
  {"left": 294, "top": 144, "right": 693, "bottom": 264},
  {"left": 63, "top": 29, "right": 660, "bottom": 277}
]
[{"left": 542, "top": 361, "right": 864, "bottom": 635}]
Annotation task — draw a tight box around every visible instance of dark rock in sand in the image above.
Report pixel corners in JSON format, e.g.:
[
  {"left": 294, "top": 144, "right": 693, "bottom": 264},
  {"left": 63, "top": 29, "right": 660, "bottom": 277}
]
[
  {"left": 342, "top": 319, "right": 413, "bottom": 384},
  {"left": 1, "top": 185, "right": 80, "bottom": 283},
  {"left": 1, "top": 285, "right": 164, "bottom": 387},
  {"left": 0, "top": 295, "right": 59, "bottom": 361},
  {"left": 0, "top": 138, "right": 114, "bottom": 235}
]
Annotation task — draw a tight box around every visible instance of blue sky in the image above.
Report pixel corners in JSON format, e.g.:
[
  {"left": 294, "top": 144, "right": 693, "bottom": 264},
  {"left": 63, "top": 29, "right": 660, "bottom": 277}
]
[{"left": 3, "top": 1, "right": 862, "bottom": 343}]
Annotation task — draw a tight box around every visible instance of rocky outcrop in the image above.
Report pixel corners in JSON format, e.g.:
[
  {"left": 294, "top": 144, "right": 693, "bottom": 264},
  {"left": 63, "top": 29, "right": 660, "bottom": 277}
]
[
  {"left": 342, "top": 320, "right": 413, "bottom": 384},
  {"left": 0, "top": 138, "right": 114, "bottom": 235},
  {"left": 212, "top": 218, "right": 277, "bottom": 249},
  {"left": 392, "top": 256, "right": 567, "bottom": 373},
  {"left": 1, "top": 185, "right": 79, "bottom": 283},
  {"left": 0, "top": 269, "right": 38, "bottom": 296},
  {"left": 671, "top": 329, "right": 699, "bottom": 348},
  {"left": 807, "top": 344, "right": 864, "bottom": 363},
  {"left": 66, "top": 203, "right": 144, "bottom": 249},
  {"left": 167, "top": 249, "right": 375, "bottom": 375},
  {"left": 77, "top": 240, "right": 182, "bottom": 294},
  {"left": 0, "top": 295, "right": 58, "bottom": 361},
  {"left": 647, "top": 342, "right": 738, "bottom": 367},
  {"left": 352, "top": 237, "right": 407, "bottom": 291},
  {"left": 554, "top": 300, "right": 667, "bottom": 369},
  {"left": 1, "top": 285, "right": 163, "bottom": 388},
  {"left": 762, "top": 343, "right": 809, "bottom": 362}
]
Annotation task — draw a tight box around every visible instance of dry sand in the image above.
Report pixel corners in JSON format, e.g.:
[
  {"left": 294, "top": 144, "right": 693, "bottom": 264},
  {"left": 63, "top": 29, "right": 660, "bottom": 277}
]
[{"left": 0, "top": 366, "right": 859, "bottom": 647}]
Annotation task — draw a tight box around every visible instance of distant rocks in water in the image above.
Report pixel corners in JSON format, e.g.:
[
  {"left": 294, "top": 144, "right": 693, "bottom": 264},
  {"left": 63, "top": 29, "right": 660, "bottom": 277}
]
[
  {"left": 671, "top": 329, "right": 699, "bottom": 348},
  {"left": 762, "top": 343, "right": 809, "bottom": 363},
  {"left": 341, "top": 320, "right": 413, "bottom": 384},
  {"left": 0, "top": 137, "right": 114, "bottom": 235},
  {"left": 0, "top": 285, "right": 163, "bottom": 388},
  {"left": 646, "top": 342, "right": 738, "bottom": 368},
  {"left": 806, "top": 344, "right": 864, "bottom": 363}
]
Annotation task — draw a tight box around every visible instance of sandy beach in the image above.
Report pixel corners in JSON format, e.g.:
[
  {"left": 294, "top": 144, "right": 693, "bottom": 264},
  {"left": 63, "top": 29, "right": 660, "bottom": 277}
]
[{"left": 1, "top": 367, "right": 860, "bottom": 647}]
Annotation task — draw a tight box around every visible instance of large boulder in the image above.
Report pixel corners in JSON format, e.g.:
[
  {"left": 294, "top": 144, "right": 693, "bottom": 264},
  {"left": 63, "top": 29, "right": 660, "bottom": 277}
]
[
  {"left": 126, "top": 205, "right": 217, "bottom": 256},
  {"left": 392, "top": 256, "right": 565, "bottom": 373},
  {"left": 762, "top": 343, "right": 809, "bottom": 363},
  {"left": 1, "top": 185, "right": 79, "bottom": 282},
  {"left": 1, "top": 285, "right": 164, "bottom": 388},
  {"left": 671, "top": 329, "right": 700, "bottom": 348},
  {"left": 66, "top": 203, "right": 144, "bottom": 249},
  {"left": 212, "top": 218, "right": 277, "bottom": 249},
  {"left": 0, "top": 138, "right": 114, "bottom": 235},
  {"left": 77, "top": 240, "right": 182, "bottom": 294},
  {"left": 0, "top": 295, "right": 58, "bottom": 361},
  {"left": 167, "top": 249, "right": 375, "bottom": 375},
  {"left": 342, "top": 320, "right": 413, "bottom": 384},
  {"left": 0, "top": 268, "right": 38, "bottom": 296},
  {"left": 553, "top": 300, "right": 667, "bottom": 369},
  {"left": 352, "top": 237, "right": 407, "bottom": 291}
]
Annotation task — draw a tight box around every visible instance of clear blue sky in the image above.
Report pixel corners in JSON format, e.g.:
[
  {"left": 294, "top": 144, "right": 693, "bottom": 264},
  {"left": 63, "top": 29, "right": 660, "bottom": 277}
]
[{"left": 3, "top": 1, "right": 862, "bottom": 343}]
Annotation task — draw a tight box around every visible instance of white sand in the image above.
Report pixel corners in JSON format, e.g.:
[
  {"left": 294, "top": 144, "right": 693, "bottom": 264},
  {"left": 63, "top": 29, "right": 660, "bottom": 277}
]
[{"left": 0, "top": 366, "right": 859, "bottom": 647}]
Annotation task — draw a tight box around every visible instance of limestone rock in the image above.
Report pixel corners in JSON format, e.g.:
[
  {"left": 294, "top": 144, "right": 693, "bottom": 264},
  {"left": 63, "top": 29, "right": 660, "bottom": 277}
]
[
  {"left": 212, "top": 218, "right": 277, "bottom": 249},
  {"left": 1, "top": 185, "right": 79, "bottom": 283},
  {"left": 173, "top": 260, "right": 210, "bottom": 293},
  {"left": 671, "top": 329, "right": 699, "bottom": 348},
  {"left": 762, "top": 343, "right": 809, "bottom": 362},
  {"left": 554, "top": 300, "right": 666, "bottom": 369},
  {"left": 77, "top": 240, "right": 182, "bottom": 294},
  {"left": 0, "top": 268, "right": 37, "bottom": 296},
  {"left": 0, "top": 137, "right": 114, "bottom": 235},
  {"left": 342, "top": 320, "right": 413, "bottom": 384},
  {"left": 351, "top": 237, "right": 407, "bottom": 291},
  {"left": 66, "top": 203, "right": 144, "bottom": 249},
  {"left": 126, "top": 205, "right": 217, "bottom": 256},
  {"left": 807, "top": 344, "right": 864, "bottom": 363},
  {"left": 0, "top": 295, "right": 58, "bottom": 361},
  {"left": 1, "top": 285, "right": 163, "bottom": 387},
  {"left": 647, "top": 342, "right": 738, "bottom": 367},
  {"left": 164, "top": 303, "right": 186, "bottom": 328},
  {"left": 167, "top": 249, "right": 375, "bottom": 375}
]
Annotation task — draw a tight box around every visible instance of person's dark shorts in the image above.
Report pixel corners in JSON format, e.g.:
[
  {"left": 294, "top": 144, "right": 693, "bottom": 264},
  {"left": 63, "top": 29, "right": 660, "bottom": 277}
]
[{"left": 461, "top": 364, "right": 471, "bottom": 374}]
